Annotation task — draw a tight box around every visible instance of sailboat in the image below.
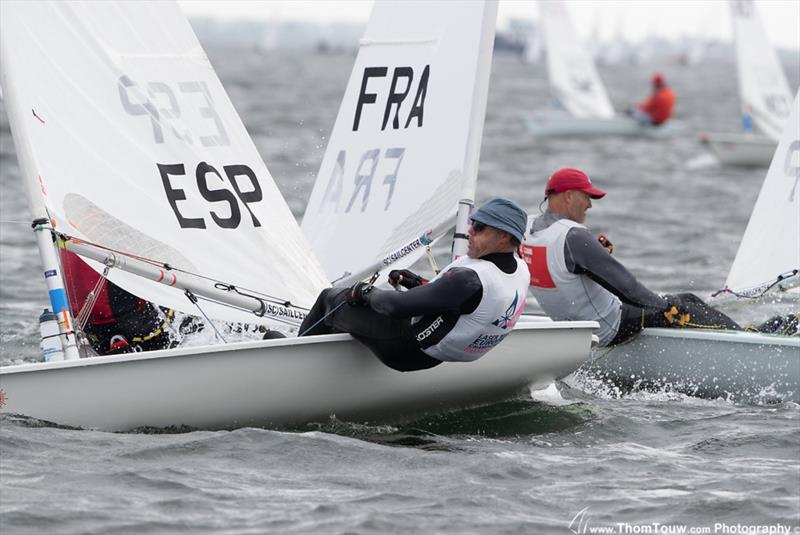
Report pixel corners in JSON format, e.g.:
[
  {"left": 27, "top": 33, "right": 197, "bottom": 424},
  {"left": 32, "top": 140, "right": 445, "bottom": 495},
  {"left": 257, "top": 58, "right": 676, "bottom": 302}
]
[
  {"left": 587, "top": 90, "right": 800, "bottom": 403},
  {"left": 526, "top": 1, "right": 679, "bottom": 138},
  {"left": 0, "top": 0, "right": 597, "bottom": 431},
  {"left": 701, "top": 0, "right": 794, "bottom": 167}
]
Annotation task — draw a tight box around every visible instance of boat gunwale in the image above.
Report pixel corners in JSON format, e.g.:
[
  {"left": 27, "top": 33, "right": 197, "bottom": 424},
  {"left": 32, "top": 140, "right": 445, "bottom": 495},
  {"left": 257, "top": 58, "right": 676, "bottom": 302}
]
[{"left": 1, "top": 320, "right": 599, "bottom": 374}]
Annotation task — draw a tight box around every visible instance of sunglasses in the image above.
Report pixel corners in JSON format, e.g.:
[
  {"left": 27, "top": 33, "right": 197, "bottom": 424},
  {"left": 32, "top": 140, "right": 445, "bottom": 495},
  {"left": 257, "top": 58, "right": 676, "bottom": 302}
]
[{"left": 471, "top": 221, "right": 487, "bottom": 232}]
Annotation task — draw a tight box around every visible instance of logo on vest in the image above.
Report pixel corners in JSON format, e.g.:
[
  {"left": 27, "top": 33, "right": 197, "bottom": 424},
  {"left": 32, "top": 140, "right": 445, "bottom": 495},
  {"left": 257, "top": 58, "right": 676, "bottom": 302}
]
[
  {"left": 416, "top": 315, "right": 444, "bottom": 342},
  {"left": 491, "top": 292, "right": 525, "bottom": 330},
  {"left": 465, "top": 333, "right": 509, "bottom": 353}
]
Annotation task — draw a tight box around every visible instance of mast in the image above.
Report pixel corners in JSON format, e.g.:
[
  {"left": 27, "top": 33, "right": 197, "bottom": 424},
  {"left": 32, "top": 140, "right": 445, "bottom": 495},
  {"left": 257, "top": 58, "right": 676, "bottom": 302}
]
[
  {"left": 0, "top": 38, "right": 79, "bottom": 360},
  {"left": 451, "top": 0, "right": 498, "bottom": 260}
]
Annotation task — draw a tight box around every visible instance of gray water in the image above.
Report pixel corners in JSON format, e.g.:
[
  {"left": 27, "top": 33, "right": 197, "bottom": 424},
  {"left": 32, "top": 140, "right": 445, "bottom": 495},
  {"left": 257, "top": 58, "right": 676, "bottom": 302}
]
[{"left": 1, "top": 49, "right": 799, "bottom": 534}]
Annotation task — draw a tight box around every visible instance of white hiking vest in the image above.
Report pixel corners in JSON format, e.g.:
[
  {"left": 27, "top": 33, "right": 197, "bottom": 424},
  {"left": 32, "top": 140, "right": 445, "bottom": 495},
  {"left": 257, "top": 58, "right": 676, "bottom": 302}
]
[
  {"left": 421, "top": 255, "right": 531, "bottom": 362},
  {"left": 521, "top": 218, "right": 621, "bottom": 346}
]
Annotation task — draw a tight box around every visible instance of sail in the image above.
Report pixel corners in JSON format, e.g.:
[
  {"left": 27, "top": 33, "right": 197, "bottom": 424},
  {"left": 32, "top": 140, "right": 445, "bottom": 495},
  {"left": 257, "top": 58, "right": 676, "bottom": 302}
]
[
  {"left": 0, "top": 1, "right": 329, "bottom": 325},
  {"left": 540, "top": 1, "right": 614, "bottom": 119},
  {"left": 725, "top": 91, "right": 800, "bottom": 295},
  {"left": 524, "top": 24, "right": 543, "bottom": 64},
  {"left": 730, "top": 0, "right": 793, "bottom": 140},
  {"left": 301, "top": 0, "right": 498, "bottom": 282}
]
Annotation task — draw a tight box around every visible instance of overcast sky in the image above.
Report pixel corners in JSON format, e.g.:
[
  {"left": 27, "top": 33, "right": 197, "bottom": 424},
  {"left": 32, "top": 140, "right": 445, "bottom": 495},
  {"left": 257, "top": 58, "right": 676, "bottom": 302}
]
[{"left": 178, "top": 0, "right": 800, "bottom": 50}]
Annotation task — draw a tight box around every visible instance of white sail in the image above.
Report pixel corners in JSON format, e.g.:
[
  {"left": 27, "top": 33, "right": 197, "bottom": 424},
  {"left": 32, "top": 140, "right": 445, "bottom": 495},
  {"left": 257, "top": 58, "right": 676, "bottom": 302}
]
[
  {"left": 730, "top": 0, "right": 793, "bottom": 141},
  {"left": 301, "top": 0, "right": 498, "bottom": 282},
  {"left": 540, "top": 1, "right": 614, "bottom": 119},
  {"left": 524, "top": 24, "right": 543, "bottom": 64},
  {"left": 0, "top": 1, "right": 328, "bottom": 324},
  {"left": 725, "top": 91, "right": 800, "bottom": 295}
]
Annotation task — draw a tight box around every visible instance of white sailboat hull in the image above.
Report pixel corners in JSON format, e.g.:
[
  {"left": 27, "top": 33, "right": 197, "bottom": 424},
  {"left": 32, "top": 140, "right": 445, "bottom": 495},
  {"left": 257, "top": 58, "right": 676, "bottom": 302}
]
[
  {"left": 0, "top": 320, "right": 597, "bottom": 431},
  {"left": 526, "top": 109, "right": 681, "bottom": 138},
  {"left": 702, "top": 132, "right": 777, "bottom": 167},
  {"left": 587, "top": 327, "right": 800, "bottom": 403}
]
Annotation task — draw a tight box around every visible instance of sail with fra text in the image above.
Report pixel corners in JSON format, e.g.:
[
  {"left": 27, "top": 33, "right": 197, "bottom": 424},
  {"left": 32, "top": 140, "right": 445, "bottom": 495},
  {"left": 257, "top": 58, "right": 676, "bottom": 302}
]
[{"left": 301, "top": 0, "right": 498, "bottom": 283}]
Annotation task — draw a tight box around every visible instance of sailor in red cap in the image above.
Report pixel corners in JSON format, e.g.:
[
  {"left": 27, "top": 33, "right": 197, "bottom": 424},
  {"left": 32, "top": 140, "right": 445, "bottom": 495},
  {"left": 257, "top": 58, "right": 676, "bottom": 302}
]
[
  {"left": 632, "top": 72, "right": 676, "bottom": 126},
  {"left": 520, "top": 168, "right": 742, "bottom": 347}
]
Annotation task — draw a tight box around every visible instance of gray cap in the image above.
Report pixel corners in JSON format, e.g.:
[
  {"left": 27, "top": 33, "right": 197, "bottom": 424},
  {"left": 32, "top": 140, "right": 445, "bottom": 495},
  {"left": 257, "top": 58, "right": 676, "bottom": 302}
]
[{"left": 471, "top": 197, "right": 528, "bottom": 242}]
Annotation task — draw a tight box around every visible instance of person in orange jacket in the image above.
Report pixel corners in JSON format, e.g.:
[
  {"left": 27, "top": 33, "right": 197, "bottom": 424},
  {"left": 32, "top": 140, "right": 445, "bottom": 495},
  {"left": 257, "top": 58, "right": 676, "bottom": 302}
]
[
  {"left": 60, "top": 250, "right": 175, "bottom": 355},
  {"left": 633, "top": 73, "right": 676, "bottom": 126}
]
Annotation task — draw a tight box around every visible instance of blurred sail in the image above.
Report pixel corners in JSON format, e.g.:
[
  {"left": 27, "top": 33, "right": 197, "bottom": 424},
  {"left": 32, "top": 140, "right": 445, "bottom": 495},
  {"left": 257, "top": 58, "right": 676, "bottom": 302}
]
[
  {"left": 725, "top": 91, "right": 800, "bottom": 294},
  {"left": 302, "top": 0, "right": 498, "bottom": 282},
  {"left": 730, "top": 0, "right": 793, "bottom": 140},
  {"left": 540, "top": 1, "right": 614, "bottom": 118},
  {"left": 0, "top": 1, "right": 328, "bottom": 324}
]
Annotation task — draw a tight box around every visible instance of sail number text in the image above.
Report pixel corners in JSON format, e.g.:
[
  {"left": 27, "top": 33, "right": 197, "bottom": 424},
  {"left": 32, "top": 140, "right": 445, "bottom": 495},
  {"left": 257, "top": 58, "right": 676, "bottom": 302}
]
[
  {"left": 118, "top": 75, "right": 229, "bottom": 146},
  {"left": 158, "top": 162, "right": 263, "bottom": 229}
]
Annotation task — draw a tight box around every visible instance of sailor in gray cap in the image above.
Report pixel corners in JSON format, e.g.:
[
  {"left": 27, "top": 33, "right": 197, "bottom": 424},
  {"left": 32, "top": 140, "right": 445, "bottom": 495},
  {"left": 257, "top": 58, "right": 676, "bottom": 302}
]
[{"left": 300, "top": 197, "right": 531, "bottom": 372}]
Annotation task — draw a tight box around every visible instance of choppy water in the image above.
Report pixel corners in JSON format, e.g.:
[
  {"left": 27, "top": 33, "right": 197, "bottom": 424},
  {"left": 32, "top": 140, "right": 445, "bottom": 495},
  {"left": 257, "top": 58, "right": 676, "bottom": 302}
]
[{"left": 1, "top": 48, "right": 799, "bottom": 534}]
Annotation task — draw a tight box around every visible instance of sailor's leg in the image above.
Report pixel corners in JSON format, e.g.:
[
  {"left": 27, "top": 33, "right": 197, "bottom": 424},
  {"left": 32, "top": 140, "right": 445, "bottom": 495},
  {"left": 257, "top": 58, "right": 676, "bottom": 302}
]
[
  {"left": 636, "top": 293, "right": 741, "bottom": 331},
  {"left": 750, "top": 313, "right": 799, "bottom": 335},
  {"left": 607, "top": 304, "right": 647, "bottom": 345},
  {"left": 298, "top": 288, "right": 343, "bottom": 336},
  {"left": 353, "top": 334, "right": 442, "bottom": 372},
  {"left": 665, "top": 293, "right": 742, "bottom": 330}
]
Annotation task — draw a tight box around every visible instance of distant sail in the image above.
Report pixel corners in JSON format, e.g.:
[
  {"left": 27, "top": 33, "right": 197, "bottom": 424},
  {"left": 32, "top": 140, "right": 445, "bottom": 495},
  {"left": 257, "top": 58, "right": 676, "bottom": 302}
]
[
  {"left": 540, "top": 1, "right": 614, "bottom": 118},
  {"left": 725, "top": 91, "right": 800, "bottom": 295},
  {"left": 730, "top": 0, "right": 793, "bottom": 140},
  {"left": 302, "top": 0, "right": 498, "bottom": 282},
  {"left": 0, "top": 1, "right": 328, "bottom": 324}
]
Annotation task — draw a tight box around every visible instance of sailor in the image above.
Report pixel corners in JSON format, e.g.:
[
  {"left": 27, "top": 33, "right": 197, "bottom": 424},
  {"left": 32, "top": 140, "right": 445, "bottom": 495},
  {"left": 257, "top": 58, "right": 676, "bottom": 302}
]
[
  {"left": 520, "top": 168, "right": 742, "bottom": 347},
  {"left": 299, "top": 197, "right": 531, "bottom": 372},
  {"left": 60, "top": 250, "right": 175, "bottom": 355},
  {"left": 631, "top": 73, "right": 676, "bottom": 126}
]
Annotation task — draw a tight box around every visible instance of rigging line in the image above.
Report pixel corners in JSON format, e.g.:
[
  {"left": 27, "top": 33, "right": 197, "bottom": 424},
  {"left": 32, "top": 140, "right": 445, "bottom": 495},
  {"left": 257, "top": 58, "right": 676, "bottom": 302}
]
[
  {"left": 184, "top": 290, "right": 227, "bottom": 343},
  {"left": 76, "top": 265, "right": 110, "bottom": 332},
  {"left": 54, "top": 230, "right": 308, "bottom": 310},
  {"left": 0, "top": 219, "right": 31, "bottom": 225},
  {"left": 298, "top": 300, "right": 347, "bottom": 337}
]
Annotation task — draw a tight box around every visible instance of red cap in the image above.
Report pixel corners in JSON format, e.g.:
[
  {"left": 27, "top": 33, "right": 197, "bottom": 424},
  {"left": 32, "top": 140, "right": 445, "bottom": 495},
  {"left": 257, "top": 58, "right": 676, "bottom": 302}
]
[
  {"left": 545, "top": 168, "right": 606, "bottom": 199},
  {"left": 652, "top": 73, "right": 665, "bottom": 86}
]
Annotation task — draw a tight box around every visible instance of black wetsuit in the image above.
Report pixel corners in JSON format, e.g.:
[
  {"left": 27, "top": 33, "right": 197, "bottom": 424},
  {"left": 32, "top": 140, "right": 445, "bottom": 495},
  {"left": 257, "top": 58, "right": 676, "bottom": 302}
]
[
  {"left": 532, "top": 211, "right": 740, "bottom": 345},
  {"left": 299, "top": 253, "right": 519, "bottom": 372}
]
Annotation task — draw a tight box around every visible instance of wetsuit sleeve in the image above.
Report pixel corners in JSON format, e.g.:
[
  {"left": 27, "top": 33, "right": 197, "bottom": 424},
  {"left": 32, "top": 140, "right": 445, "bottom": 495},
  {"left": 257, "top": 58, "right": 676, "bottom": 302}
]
[
  {"left": 366, "top": 267, "right": 483, "bottom": 318},
  {"left": 564, "top": 227, "right": 668, "bottom": 310}
]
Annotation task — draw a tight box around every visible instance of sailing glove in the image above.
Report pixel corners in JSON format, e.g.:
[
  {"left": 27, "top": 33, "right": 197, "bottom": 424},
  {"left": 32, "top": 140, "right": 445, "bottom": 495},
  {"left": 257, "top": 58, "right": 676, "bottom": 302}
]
[
  {"left": 598, "top": 234, "right": 614, "bottom": 254},
  {"left": 347, "top": 282, "right": 373, "bottom": 306},
  {"left": 388, "top": 269, "right": 428, "bottom": 289},
  {"left": 663, "top": 304, "right": 691, "bottom": 327}
]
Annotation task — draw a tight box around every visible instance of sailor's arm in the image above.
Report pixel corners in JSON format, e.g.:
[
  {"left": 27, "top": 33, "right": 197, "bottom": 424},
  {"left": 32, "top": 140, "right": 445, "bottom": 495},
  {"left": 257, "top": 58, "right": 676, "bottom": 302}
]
[
  {"left": 564, "top": 227, "right": 668, "bottom": 309},
  {"left": 366, "top": 267, "right": 482, "bottom": 318}
]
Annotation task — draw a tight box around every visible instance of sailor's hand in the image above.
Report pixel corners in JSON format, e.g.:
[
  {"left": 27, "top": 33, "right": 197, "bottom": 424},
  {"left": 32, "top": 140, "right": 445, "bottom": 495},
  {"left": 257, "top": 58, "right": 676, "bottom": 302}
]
[
  {"left": 347, "top": 282, "right": 373, "bottom": 306},
  {"left": 598, "top": 234, "right": 613, "bottom": 254},
  {"left": 388, "top": 269, "right": 427, "bottom": 289},
  {"left": 663, "top": 304, "right": 691, "bottom": 326}
]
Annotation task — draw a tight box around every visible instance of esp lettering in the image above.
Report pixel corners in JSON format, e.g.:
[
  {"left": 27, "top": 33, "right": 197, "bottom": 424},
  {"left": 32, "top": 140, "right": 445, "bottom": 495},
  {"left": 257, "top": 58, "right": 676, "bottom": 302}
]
[{"left": 158, "top": 162, "right": 263, "bottom": 229}]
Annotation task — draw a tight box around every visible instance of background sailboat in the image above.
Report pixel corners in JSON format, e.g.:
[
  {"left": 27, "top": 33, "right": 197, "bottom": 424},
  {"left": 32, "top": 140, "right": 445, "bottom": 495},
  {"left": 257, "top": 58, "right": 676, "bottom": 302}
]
[
  {"left": 526, "top": 1, "right": 680, "bottom": 138},
  {"left": 587, "top": 90, "right": 800, "bottom": 403},
  {"left": 701, "top": 0, "right": 794, "bottom": 167},
  {"left": 0, "top": 0, "right": 597, "bottom": 431}
]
